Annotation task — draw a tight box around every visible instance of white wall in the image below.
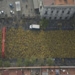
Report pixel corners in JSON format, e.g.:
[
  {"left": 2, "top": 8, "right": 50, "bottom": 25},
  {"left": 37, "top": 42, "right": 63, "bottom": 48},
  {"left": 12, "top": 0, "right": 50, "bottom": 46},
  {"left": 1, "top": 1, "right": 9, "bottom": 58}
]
[
  {"left": 57, "top": 9, "right": 63, "bottom": 19},
  {"left": 62, "top": 8, "right": 69, "bottom": 19},
  {"left": 52, "top": 9, "right": 57, "bottom": 19},
  {"left": 39, "top": 4, "right": 75, "bottom": 20},
  {"left": 68, "top": 8, "right": 75, "bottom": 19}
]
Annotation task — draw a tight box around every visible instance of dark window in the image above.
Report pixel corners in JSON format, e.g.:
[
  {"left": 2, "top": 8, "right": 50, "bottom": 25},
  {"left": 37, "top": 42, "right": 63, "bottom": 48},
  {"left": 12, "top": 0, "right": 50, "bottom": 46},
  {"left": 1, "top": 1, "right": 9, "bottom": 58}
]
[
  {"left": 65, "top": 17, "right": 68, "bottom": 19},
  {"left": 62, "top": 11, "right": 64, "bottom": 13},
  {"left": 60, "top": 17, "right": 62, "bottom": 19},
  {"left": 40, "top": 6, "right": 42, "bottom": 9},
  {"left": 57, "top": 11, "right": 58, "bottom": 13},
  {"left": 67, "top": 11, "right": 70, "bottom": 14},
  {"left": 26, "top": 5, "right": 28, "bottom": 8},
  {"left": 55, "top": 17, "right": 57, "bottom": 19},
  {"left": 51, "top": 11, "right": 53, "bottom": 13},
  {"left": 45, "top": 11, "right": 48, "bottom": 15},
  {"left": 49, "top": 17, "right": 51, "bottom": 19}
]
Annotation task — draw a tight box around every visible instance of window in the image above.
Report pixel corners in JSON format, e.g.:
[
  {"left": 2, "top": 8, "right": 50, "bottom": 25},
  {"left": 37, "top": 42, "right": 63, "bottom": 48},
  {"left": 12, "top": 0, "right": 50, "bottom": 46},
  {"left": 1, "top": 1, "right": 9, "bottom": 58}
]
[
  {"left": 55, "top": 17, "right": 57, "bottom": 19},
  {"left": 57, "top": 11, "right": 59, "bottom": 13},
  {"left": 67, "top": 11, "right": 70, "bottom": 14},
  {"left": 65, "top": 17, "right": 68, "bottom": 19},
  {"left": 49, "top": 17, "right": 51, "bottom": 19},
  {"left": 45, "top": 11, "right": 48, "bottom": 15},
  {"left": 62, "top": 11, "right": 64, "bottom": 13},
  {"left": 60, "top": 17, "right": 62, "bottom": 19},
  {"left": 51, "top": 11, "right": 53, "bottom": 13},
  {"left": 40, "top": 6, "right": 42, "bottom": 9}
]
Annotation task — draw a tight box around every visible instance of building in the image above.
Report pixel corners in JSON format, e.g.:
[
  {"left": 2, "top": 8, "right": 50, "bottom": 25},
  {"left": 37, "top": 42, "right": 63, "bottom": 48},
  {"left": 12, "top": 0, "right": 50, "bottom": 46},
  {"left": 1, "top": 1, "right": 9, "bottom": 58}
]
[
  {"left": 38, "top": 0, "right": 75, "bottom": 20},
  {"left": 0, "top": 66, "right": 75, "bottom": 75}
]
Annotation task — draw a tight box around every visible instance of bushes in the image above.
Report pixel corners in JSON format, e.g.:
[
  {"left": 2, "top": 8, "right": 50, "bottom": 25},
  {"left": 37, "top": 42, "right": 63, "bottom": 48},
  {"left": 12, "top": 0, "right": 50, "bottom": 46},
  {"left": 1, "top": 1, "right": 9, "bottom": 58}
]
[
  {"left": 3, "top": 61, "right": 10, "bottom": 67},
  {"left": 0, "top": 60, "right": 3, "bottom": 67},
  {"left": 46, "top": 57, "right": 54, "bottom": 66},
  {"left": 16, "top": 59, "right": 23, "bottom": 67},
  {"left": 0, "top": 59, "right": 11, "bottom": 67},
  {"left": 39, "top": 18, "right": 49, "bottom": 29},
  {"left": 30, "top": 56, "right": 37, "bottom": 66},
  {"left": 23, "top": 58, "right": 31, "bottom": 66},
  {"left": 16, "top": 58, "right": 54, "bottom": 66}
]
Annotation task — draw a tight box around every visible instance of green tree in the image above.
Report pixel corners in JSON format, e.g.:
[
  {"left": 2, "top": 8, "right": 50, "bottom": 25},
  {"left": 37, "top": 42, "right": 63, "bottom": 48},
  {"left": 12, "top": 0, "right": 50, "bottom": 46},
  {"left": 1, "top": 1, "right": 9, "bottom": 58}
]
[
  {"left": 38, "top": 58, "right": 45, "bottom": 66},
  {"left": 16, "top": 59, "right": 23, "bottom": 67},
  {"left": 24, "top": 58, "right": 30, "bottom": 66},
  {"left": 46, "top": 57, "right": 54, "bottom": 66},
  {"left": 3, "top": 61, "right": 10, "bottom": 67},
  {"left": 39, "top": 18, "right": 49, "bottom": 29},
  {"left": 0, "top": 60, "right": 3, "bottom": 67},
  {"left": 30, "top": 56, "right": 36, "bottom": 66}
]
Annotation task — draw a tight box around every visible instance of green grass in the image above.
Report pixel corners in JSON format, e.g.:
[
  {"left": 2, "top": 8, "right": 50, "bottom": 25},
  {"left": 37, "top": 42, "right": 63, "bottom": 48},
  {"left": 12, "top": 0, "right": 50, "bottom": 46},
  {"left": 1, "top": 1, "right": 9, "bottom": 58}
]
[{"left": 0, "top": 27, "right": 75, "bottom": 58}]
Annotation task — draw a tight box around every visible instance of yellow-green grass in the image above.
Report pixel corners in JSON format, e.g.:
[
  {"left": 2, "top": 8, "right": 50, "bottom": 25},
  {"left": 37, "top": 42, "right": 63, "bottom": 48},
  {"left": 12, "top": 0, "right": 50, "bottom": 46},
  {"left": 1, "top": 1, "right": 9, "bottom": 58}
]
[{"left": 0, "top": 27, "right": 75, "bottom": 59}]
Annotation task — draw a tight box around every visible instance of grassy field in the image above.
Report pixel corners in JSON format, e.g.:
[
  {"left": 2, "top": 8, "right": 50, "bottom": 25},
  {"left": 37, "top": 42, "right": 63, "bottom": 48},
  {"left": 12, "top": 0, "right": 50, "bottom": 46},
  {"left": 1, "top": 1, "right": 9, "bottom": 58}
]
[{"left": 0, "top": 27, "right": 75, "bottom": 59}]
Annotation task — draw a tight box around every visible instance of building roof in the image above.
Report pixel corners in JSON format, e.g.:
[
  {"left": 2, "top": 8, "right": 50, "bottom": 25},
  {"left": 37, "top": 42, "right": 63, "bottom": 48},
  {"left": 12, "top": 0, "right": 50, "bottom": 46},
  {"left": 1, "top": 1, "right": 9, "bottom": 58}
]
[
  {"left": 9, "top": 70, "right": 17, "bottom": 75},
  {"left": 43, "top": 0, "right": 75, "bottom": 6},
  {"left": 17, "top": 70, "right": 22, "bottom": 75},
  {"left": 3, "top": 70, "right": 9, "bottom": 75},
  {"left": 0, "top": 67, "right": 75, "bottom": 75},
  {"left": 43, "top": 0, "right": 55, "bottom": 6}
]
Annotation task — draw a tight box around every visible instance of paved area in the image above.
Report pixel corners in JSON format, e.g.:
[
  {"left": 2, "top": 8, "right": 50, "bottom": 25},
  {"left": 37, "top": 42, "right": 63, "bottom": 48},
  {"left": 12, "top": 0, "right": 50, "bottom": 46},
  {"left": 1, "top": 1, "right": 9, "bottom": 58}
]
[
  {"left": 0, "top": 0, "right": 36, "bottom": 18},
  {"left": 0, "top": 18, "right": 75, "bottom": 30},
  {"left": 0, "top": 0, "right": 75, "bottom": 30}
]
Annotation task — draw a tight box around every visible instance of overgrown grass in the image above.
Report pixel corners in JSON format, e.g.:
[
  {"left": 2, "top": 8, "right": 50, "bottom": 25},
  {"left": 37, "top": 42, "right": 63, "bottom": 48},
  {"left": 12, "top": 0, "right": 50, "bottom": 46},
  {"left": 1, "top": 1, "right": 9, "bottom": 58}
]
[{"left": 0, "top": 27, "right": 75, "bottom": 58}]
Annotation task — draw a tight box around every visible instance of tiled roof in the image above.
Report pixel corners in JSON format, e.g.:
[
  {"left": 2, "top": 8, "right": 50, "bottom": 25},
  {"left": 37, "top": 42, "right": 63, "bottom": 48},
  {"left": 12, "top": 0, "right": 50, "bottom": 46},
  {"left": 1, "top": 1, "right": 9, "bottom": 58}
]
[
  {"left": 3, "top": 70, "right": 9, "bottom": 75},
  {"left": 43, "top": 0, "right": 75, "bottom": 6},
  {"left": 0, "top": 67, "right": 75, "bottom": 75},
  {"left": 43, "top": 0, "right": 55, "bottom": 6}
]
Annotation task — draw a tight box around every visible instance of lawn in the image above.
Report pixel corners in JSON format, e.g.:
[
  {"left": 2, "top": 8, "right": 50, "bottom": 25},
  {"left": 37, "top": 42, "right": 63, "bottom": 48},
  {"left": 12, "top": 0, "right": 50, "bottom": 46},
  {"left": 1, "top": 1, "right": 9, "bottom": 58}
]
[{"left": 0, "top": 26, "right": 75, "bottom": 59}]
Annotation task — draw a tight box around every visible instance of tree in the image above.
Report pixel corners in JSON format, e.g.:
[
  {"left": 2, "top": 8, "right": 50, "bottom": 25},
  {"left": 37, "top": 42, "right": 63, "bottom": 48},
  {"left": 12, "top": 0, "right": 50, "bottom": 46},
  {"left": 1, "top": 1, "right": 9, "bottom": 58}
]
[
  {"left": 24, "top": 58, "right": 30, "bottom": 66},
  {"left": 30, "top": 56, "right": 36, "bottom": 66},
  {"left": 38, "top": 58, "right": 45, "bottom": 66},
  {"left": 46, "top": 57, "right": 54, "bottom": 66},
  {"left": 16, "top": 59, "right": 23, "bottom": 67},
  {"left": 0, "top": 60, "right": 3, "bottom": 67},
  {"left": 39, "top": 18, "right": 49, "bottom": 29},
  {"left": 3, "top": 61, "right": 10, "bottom": 67}
]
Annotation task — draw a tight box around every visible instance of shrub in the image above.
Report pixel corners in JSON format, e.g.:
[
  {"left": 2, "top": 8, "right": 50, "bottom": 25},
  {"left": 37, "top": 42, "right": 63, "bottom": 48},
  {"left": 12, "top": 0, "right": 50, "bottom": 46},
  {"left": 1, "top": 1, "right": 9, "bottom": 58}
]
[
  {"left": 46, "top": 57, "right": 54, "bottom": 66},
  {"left": 16, "top": 59, "right": 23, "bottom": 67},
  {"left": 24, "top": 58, "right": 31, "bottom": 66},
  {"left": 0, "top": 60, "right": 3, "bottom": 67},
  {"left": 3, "top": 61, "right": 10, "bottom": 67},
  {"left": 30, "top": 56, "right": 36, "bottom": 66},
  {"left": 39, "top": 18, "right": 49, "bottom": 29}
]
